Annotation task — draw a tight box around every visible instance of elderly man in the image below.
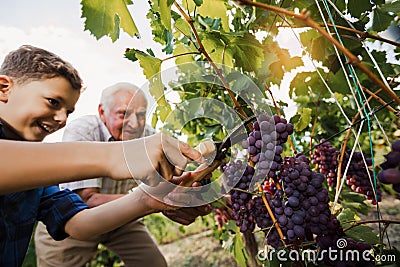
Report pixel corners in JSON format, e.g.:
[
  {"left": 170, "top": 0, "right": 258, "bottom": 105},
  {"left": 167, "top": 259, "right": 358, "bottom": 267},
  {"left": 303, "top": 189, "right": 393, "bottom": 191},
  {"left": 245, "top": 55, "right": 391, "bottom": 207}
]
[{"left": 34, "top": 82, "right": 210, "bottom": 267}]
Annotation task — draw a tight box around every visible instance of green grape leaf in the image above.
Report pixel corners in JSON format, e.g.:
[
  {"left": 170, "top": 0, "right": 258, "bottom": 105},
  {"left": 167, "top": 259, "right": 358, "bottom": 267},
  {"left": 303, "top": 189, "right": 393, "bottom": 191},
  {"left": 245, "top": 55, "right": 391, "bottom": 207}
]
[
  {"left": 348, "top": 0, "right": 373, "bottom": 18},
  {"left": 233, "top": 233, "right": 249, "bottom": 267},
  {"left": 156, "top": 104, "right": 172, "bottom": 122},
  {"left": 184, "top": 0, "right": 229, "bottom": 31},
  {"left": 202, "top": 32, "right": 235, "bottom": 67},
  {"left": 337, "top": 208, "right": 358, "bottom": 223},
  {"left": 81, "top": 0, "right": 139, "bottom": 42},
  {"left": 373, "top": 0, "right": 385, "bottom": 5},
  {"left": 174, "top": 18, "right": 192, "bottom": 37},
  {"left": 159, "top": 0, "right": 175, "bottom": 31},
  {"left": 125, "top": 48, "right": 139, "bottom": 62},
  {"left": 149, "top": 72, "right": 171, "bottom": 122},
  {"left": 328, "top": 69, "right": 349, "bottom": 94},
  {"left": 227, "top": 33, "right": 264, "bottom": 72},
  {"left": 311, "top": 36, "right": 331, "bottom": 62},
  {"left": 334, "top": 0, "right": 346, "bottom": 12},
  {"left": 125, "top": 49, "right": 162, "bottom": 79},
  {"left": 378, "top": 1, "right": 400, "bottom": 13},
  {"left": 193, "top": 0, "right": 203, "bottom": 6},
  {"left": 290, "top": 72, "right": 312, "bottom": 97},
  {"left": 173, "top": 43, "right": 198, "bottom": 65},
  {"left": 137, "top": 54, "right": 162, "bottom": 80},
  {"left": 125, "top": 49, "right": 169, "bottom": 119},
  {"left": 294, "top": 107, "right": 312, "bottom": 131},
  {"left": 345, "top": 225, "right": 379, "bottom": 244},
  {"left": 372, "top": 6, "right": 395, "bottom": 32}
]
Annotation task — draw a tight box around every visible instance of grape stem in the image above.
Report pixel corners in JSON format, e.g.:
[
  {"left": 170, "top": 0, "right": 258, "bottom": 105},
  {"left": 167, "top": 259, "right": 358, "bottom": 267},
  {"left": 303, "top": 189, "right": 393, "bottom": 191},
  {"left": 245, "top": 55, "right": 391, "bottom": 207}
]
[
  {"left": 231, "top": 188, "right": 259, "bottom": 195},
  {"left": 257, "top": 183, "right": 286, "bottom": 243}
]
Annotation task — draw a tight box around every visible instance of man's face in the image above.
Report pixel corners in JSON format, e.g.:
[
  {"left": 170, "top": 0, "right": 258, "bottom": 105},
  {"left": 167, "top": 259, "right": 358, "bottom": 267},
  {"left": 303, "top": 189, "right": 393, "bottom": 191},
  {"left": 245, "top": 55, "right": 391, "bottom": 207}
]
[
  {"left": 0, "top": 76, "right": 79, "bottom": 141},
  {"left": 99, "top": 90, "right": 147, "bottom": 141}
]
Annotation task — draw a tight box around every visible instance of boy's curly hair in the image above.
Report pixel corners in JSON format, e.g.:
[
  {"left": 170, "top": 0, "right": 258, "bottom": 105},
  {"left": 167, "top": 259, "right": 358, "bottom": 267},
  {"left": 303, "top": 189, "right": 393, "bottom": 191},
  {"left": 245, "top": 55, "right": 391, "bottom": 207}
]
[{"left": 0, "top": 45, "right": 83, "bottom": 91}]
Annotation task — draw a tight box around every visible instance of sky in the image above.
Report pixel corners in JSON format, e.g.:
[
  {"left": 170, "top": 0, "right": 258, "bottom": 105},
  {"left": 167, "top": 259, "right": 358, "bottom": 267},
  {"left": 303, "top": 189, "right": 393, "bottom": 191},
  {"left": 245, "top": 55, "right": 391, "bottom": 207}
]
[{"left": 0, "top": 0, "right": 162, "bottom": 142}]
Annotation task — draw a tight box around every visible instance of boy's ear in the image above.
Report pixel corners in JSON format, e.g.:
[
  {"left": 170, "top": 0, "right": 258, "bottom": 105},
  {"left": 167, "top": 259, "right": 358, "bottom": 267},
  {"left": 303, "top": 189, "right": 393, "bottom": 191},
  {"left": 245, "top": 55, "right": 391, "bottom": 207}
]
[{"left": 0, "top": 75, "right": 13, "bottom": 103}]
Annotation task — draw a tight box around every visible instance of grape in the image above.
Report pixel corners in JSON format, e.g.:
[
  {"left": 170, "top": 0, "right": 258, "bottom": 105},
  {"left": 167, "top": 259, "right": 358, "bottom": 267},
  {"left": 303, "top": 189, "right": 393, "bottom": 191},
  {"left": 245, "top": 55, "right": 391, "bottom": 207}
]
[
  {"left": 392, "top": 140, "right": 400, "bottom": 152},
  {"left": 287, "top": 196, "right": 299, "bottom": 207},
  {"left": 311, "top": 140, "right": 339, "bottom": 187},
  {"left": 293, "top": 225, "right": 305, "bottom": 238},
  {"left": 378, "top": 168, "right": 400, "bottom": 184},
  {"left": 278, "top": 215, "right": 288, "bottom": 226},
  {"left": 378, "top": 139, "right": 400, "bottom": 193},
  {"left": 381, "top": 151, "right": 400, "bottom": 169}
]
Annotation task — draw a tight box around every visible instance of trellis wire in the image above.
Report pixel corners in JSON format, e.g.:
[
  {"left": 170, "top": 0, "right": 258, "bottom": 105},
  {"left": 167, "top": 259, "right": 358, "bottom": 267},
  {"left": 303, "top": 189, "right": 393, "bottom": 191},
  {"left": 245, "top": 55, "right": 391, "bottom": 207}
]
[
  {"left": 326, "top": 0, "right": 393, "bottom": 91},
  {"left": 332, "top": 119, "right": 364, "bottom": 212},
  {"left": 325, "top": 0, "right": 392, "bottom": 145},
  {"left": 319, "top": 0, "right": 384, "bottom": 242},
  {"left": 315, "top": 0, "right": 364, "bottom": 115},
  {"left": 320, "top": 0, "right": 384, "bottom": 201}
]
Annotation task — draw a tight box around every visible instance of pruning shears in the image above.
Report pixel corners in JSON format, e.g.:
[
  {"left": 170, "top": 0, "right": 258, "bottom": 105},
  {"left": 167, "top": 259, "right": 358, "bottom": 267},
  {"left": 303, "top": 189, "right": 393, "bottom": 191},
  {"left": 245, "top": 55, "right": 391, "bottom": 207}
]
[{"left": 179, "top": 115, "right": 256, "bottom": 187}]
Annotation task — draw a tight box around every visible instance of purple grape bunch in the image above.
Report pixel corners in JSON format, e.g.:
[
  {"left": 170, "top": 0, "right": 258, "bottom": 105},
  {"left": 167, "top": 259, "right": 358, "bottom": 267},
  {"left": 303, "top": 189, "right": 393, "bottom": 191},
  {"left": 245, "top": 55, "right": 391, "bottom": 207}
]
[
  {"left": 241, "top": 114, "right": 293, "bottom": 182},
  {"left": 311, "top": 140, "right": 339, "bottom": 186},
  {"left": 312, "top": 140, "right": 382, "bottom": 204},
  {"left": 344, "top": 151, "right": 382, "bottom": 204},
  {"left": 224, "top": 160, "right": 256, "bottom": 232},
  {"left": 378, "top": 140, "right": 400, "bottom": 193}
]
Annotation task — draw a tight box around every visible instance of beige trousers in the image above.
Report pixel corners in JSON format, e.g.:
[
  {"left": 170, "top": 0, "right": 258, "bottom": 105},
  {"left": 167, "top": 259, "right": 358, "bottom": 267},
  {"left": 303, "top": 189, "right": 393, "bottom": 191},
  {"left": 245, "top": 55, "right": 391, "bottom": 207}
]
[{"left": 34, "top": 220, "right": 167, "bottom": 267}]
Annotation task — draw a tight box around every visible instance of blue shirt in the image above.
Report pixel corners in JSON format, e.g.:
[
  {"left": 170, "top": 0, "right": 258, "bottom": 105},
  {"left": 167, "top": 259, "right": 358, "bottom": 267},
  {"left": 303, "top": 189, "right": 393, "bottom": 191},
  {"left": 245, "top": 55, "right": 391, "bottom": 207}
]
[{"left": 0, "top": 122, "right": 89, "bottom": 267}]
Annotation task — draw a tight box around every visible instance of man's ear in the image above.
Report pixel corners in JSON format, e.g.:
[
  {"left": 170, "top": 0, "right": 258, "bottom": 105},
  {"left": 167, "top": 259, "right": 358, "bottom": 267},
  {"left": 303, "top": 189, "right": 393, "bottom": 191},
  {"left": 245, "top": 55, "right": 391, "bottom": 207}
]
[
  {"left": 98, "top": 104, "right": 106, "bottom": 123},
  {"left": 0, "top": 75, "right": 13, "bottom": 103}
]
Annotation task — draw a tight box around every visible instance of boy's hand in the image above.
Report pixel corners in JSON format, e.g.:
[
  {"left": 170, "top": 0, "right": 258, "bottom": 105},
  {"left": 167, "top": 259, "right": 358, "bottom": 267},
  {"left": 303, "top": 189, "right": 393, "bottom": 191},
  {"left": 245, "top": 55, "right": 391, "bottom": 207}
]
[{"left": 118, "top": 133, "right": 202, "bottom": 186}]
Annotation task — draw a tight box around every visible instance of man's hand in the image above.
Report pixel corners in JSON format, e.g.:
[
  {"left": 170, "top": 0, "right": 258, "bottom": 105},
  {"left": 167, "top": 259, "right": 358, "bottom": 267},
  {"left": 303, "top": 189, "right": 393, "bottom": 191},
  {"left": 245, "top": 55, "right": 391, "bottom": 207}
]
[
  {"left": 162, "top": 205, "right": 211, "bottom": 225},
  {"left": 161, "top": 171, "right": 213, "bottom": 225}
]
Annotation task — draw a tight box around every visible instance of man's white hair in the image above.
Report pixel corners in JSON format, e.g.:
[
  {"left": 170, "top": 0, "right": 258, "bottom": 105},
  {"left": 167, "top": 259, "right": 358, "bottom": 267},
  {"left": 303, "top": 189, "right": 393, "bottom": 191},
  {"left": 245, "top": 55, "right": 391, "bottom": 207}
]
[{"left": 100, "top": 82, "right": 146, "bottom": 112}]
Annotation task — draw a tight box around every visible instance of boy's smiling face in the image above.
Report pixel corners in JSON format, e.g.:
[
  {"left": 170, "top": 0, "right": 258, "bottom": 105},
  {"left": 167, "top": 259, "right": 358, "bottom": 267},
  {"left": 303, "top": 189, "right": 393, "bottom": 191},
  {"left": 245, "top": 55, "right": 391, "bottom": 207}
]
[{"left": 0, "top": 76, "right": 80, "bottom": 141}]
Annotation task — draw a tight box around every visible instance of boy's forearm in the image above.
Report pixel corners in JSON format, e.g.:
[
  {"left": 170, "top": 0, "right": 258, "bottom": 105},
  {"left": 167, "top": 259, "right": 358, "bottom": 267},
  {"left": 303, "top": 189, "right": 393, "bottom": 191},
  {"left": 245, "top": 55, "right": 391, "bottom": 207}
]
[
  {"left": 64, "top": 190, "right": 155, "bottom": 240},
  {"left": 0, "top": 140, "right": 113, "bottom": 194}
]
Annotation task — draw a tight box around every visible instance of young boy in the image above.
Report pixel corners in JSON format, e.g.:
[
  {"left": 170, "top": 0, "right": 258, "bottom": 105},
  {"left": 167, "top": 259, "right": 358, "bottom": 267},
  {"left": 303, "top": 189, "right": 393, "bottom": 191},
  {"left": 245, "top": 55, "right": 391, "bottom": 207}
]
[{"left": 0, "top": 45, "right": 202, "bottom": 267}]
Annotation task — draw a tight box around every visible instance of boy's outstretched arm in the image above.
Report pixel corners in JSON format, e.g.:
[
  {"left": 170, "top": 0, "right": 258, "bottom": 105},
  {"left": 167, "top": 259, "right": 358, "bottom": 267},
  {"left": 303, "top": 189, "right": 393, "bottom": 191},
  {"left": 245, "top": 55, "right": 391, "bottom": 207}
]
[
  {"left": 64, "top": 185, "right": 191, "bottom": 240},
  {"left": 0, "top": 133, "right": 201, "bottom": 194}
]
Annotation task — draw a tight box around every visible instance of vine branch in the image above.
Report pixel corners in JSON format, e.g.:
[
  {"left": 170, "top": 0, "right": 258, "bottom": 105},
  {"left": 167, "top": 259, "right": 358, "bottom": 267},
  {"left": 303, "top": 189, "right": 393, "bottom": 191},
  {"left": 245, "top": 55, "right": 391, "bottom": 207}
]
[
  {"left": 162, "top": 52, "right": 201, "bottom": 62},
  {"left": 261, "top": 24, "right": 400, "bottom": 47},
  {"left": 257, "top": 184, "right": 285, "bottom": 243}
]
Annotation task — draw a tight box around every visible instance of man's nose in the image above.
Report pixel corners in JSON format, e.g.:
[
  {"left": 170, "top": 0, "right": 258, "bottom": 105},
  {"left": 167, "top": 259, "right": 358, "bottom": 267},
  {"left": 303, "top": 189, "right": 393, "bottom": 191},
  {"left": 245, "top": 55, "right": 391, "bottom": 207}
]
[{"left": 126, "top": 113, "right": 139, "bottom": 128}]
